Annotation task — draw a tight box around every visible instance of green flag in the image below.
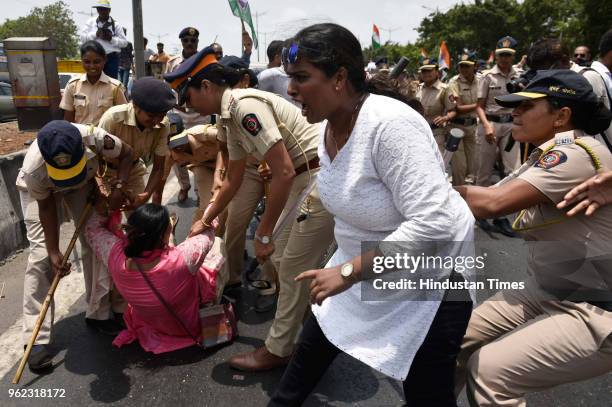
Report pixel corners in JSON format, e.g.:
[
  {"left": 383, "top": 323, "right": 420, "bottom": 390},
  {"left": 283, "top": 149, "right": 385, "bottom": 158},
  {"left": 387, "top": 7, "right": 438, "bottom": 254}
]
[{"left": 228, "top": 0, "right": 258, "bottom": 48}]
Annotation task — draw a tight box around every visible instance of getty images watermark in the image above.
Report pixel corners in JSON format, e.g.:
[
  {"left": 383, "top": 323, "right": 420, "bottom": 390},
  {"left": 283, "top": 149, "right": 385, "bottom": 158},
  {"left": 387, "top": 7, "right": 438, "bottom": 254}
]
[{"left": 358, "top": 240, "right": 612, "bottom": 302}]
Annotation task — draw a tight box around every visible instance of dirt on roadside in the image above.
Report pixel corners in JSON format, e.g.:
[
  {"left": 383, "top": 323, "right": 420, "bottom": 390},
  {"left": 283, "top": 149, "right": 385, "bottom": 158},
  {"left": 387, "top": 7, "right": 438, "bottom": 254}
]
[{"left": 0, "top": 121, "right": 36, "bottom": 155}]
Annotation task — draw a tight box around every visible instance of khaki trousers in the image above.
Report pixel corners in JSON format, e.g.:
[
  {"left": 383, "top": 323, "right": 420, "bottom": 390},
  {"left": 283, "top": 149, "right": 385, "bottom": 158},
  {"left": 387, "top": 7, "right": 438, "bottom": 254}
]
[
  {"left": 224, "top": 164, "right": 276, "bottom": 288},
  {"left": 173, "top": 163, "right": 191, "bottom": 190},
  {"left": 191, "top": 165, "right": 215, "bottom": 209},
  {"left": 475, "top": 121, "right": 521, "bottom": 186},
  {"left": 94, "top": 166, "right": 147, "bottom": 315},
  {"left": 455, "top": 283, "right": 612, "bottom": 407},
  {"left": 450, "top": 123, "right": 477, "bottom": 186},
  {"left": 20, "top": 183, "right": 106, "bottom": 345},
  {"left": 265, "top": 170, "right": 335, "bottom": 357},
  {"left": 433, "top": 127, "right": 448, "bottom": 154}
]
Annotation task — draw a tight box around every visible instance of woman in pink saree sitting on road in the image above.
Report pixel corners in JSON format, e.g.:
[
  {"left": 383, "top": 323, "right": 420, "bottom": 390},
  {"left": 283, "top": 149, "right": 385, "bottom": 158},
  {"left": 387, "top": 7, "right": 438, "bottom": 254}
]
[{"left": 85, "top": 203, "right": 225, "bottom": 354}]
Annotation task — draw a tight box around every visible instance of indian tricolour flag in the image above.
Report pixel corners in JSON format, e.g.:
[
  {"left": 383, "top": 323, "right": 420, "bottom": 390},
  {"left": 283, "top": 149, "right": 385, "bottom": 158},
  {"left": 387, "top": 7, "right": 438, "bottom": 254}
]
[{"left": 372, "top": 24, "right": 381, "bottom": 50}]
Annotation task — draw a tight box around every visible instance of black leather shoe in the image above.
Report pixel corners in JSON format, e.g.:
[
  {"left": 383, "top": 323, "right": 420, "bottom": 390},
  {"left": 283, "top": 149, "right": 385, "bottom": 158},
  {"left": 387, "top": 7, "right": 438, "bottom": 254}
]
[
  {"left": 26, "top": 344, "right": 53, "bottom": 371},
  {"left": 85, "top": 318, "right": 123, "bottom": 336},
  {"left": 492, "top": 218, "right": 519, "bottom": 238}
]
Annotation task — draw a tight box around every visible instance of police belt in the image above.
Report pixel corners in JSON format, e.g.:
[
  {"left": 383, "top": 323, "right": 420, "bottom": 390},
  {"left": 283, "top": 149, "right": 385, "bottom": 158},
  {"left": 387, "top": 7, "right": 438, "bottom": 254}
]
[
  {"left": 294, "top": 157, "right": 320, "bottom": 176},
  {"left": 451, "top": 117, "right": 477, "bottom": 126},
  {"left": 486, "top": 113, "right": 513, "bottom": 123}
]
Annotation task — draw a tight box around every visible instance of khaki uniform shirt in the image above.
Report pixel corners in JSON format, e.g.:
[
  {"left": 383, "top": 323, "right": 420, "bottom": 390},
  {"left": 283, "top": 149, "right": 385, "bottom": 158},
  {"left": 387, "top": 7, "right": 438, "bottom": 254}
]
[
  {"left": 217, "top": 88, "right": 319, "bottom": 167},
  {"left": 59, "top": 72, "right": 127, "bottom": 125},
  {"left": 477, "top": 65, "right": 520, "bottom": 115},
  {"left": 165, "top": 54, "right": 211, "bottom": 128},
  {"left": 416, "top": 80, "right": 447, "bottom": 123},
  {"left": 445, "top": 73, "right": 479, "bottom": 118},
  {"left": 505, "top": 131, "right": 612, "bottom": 291},
  {"left": 16, "top": 124, "right": 123, "bottom": 200},
  {"left": 150, "top": 52, "right": 170, "bottom": 63},
  {"left": 98, "top": 103, "right": 169, "bottom": 169}
]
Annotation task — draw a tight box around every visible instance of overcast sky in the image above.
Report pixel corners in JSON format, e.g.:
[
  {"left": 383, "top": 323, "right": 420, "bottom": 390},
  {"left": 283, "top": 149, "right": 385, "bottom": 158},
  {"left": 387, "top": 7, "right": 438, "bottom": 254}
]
[{"left": 7, "top": 0, "right": 459, "bottom": 63}]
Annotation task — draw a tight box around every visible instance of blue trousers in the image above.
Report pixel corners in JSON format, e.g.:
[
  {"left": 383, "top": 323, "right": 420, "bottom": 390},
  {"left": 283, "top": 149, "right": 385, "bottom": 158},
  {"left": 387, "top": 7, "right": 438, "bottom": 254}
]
[
  {"left": 118, "top": 67, "right": 130, "bottom": 88},
  {"left": 103, "top": 52, "right": 120, "bottom": 79}
]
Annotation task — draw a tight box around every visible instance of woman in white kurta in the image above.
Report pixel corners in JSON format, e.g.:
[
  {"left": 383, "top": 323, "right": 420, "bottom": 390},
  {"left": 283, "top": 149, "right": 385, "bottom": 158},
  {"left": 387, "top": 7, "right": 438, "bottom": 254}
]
[{"left": 269, "top": 24, "right": 475, "bottom": 406}]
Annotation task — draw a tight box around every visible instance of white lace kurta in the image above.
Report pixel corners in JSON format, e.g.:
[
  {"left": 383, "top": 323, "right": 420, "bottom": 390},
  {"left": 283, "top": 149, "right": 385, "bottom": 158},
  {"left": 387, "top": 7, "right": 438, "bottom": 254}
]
[{"left": 312, "top": 94, "right": 475, "bottom": 380}]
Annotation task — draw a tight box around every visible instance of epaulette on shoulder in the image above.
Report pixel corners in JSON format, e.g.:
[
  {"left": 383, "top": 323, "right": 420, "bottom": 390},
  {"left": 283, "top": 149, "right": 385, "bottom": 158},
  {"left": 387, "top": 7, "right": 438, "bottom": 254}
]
[{"left": 108, "top": 77, "right": 123, "bottom": 87}]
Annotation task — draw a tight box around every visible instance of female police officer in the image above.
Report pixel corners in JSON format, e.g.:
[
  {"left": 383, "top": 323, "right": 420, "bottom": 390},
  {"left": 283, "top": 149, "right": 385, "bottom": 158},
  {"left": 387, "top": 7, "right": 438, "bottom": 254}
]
[
  {"left": 164, "top": 47, "right": 334, "bottom": 371},
  {"left": 454, "top": 70, "right": 612, "bottom": 406}
]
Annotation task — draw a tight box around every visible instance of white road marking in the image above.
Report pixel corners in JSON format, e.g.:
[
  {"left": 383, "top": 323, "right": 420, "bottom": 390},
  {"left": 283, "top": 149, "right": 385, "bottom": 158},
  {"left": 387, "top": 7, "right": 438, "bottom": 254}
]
[{"left": 0, "top": 176, "right": 183, "bottom": 380}]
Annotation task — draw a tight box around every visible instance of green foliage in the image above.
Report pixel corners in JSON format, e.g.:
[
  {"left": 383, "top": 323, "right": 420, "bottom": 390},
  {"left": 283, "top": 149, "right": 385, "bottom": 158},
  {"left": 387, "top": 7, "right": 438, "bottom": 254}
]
[
  {"left": 364, "top": 0, "right": 611, "bottom": 74},
  {"left": 363, "top": 41, "right": 422, "bottom": 72},
  {"left": 415, "top": 0, "right": 611, "bottom": 61},
  {"left": 0, "top": 1, "right": 79, "bottom": 58}
]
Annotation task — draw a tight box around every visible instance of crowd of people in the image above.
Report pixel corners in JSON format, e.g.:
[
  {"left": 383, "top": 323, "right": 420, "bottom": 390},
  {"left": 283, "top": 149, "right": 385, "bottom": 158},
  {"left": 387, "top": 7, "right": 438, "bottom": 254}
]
[{"left": 12, "top": 0, "right": 612, "bottom": 405}]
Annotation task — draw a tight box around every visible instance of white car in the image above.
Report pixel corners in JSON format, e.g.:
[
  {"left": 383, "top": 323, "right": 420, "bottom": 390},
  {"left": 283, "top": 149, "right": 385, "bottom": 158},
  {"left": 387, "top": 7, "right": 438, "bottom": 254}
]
[{"left": 0, "top": 82, "right": 17, "bottom": 122}]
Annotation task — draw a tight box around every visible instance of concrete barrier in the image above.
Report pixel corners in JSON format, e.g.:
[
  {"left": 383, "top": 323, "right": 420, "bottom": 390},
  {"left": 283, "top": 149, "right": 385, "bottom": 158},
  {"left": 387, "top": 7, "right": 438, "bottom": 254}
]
[{"left": 0, "top": 149, "right": 27, "bottom": 261}]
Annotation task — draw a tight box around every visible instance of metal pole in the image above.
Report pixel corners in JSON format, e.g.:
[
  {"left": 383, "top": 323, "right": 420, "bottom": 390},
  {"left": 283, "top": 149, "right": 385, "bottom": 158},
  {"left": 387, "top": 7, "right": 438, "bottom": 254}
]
[
  {"left": 255, "top": 12, "right": 259, "bottom": 63},
  {"left": 132, "top": 0, "right": 145, "bottom": 78}
]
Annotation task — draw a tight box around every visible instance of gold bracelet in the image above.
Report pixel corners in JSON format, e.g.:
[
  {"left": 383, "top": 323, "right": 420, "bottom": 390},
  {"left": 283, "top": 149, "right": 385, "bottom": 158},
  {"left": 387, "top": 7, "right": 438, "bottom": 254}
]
[{"left": 199, "top": 219, "right": 212, "bottom": 228}]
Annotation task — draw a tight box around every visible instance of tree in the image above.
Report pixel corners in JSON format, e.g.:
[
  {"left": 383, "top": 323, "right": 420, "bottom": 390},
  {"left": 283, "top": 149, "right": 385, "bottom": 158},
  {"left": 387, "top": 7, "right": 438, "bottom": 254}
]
[
  {"left": 363, "top": 41, "right": 422, "bottom": 73},
  {"left": 415, "top": 0, "right": 612, "bottom": 63},
  {"left": 0, "top": 1, "right": 79, "bottom": 58}
]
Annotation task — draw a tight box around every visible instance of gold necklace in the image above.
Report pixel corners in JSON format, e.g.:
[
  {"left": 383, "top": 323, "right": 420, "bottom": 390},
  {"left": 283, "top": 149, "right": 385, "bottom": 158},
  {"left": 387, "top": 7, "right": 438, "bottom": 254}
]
[{"left": 327, "top": 93, "right": 368, "bottom": 156}]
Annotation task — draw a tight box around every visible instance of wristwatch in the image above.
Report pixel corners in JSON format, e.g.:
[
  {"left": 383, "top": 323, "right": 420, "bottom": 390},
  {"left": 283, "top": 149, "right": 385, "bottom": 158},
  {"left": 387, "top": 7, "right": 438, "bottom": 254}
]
[
  {"left": 340, "top": 262, "right": 355, "bottom": 281},
  {"left": 255, "top": 234, "right": 271, "bottom": 244}
]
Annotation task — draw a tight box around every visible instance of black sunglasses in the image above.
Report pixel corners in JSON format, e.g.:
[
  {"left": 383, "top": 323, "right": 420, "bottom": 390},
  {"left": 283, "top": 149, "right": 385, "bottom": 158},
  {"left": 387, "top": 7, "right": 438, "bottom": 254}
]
[{"left": 181, "top": 38, "right": 198, "bottom": 44}]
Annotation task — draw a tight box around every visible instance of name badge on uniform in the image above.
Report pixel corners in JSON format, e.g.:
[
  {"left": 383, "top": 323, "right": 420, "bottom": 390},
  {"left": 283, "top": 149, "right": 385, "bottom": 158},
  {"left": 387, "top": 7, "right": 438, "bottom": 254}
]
[{"left": 555, "top": 133, "right": 575, "bottom": 146}]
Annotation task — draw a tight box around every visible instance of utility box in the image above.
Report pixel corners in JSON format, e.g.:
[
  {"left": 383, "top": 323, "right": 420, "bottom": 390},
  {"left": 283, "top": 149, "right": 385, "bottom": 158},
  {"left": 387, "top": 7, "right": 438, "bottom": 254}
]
[{"left": 4, "top": 37, "right": 62, "bottom": 131}]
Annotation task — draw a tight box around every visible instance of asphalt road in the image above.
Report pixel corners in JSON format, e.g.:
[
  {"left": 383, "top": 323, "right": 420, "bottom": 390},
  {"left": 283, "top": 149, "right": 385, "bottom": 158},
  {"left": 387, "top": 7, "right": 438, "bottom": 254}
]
[{"left": 0, "top": 174, "right": 610, "bottom": 406}]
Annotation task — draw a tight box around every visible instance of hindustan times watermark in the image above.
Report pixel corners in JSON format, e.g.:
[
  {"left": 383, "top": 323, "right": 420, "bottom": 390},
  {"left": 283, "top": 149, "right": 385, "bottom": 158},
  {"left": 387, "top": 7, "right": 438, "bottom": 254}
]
[{"left": 358, "top": 240, "right": 612, "bottom": 302}]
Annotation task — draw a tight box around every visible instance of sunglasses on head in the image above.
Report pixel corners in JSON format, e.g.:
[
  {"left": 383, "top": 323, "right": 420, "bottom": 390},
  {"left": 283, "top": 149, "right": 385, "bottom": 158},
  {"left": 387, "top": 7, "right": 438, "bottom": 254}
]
[{"left": 281, "top": 43, "right": 330, "bottom": 66}]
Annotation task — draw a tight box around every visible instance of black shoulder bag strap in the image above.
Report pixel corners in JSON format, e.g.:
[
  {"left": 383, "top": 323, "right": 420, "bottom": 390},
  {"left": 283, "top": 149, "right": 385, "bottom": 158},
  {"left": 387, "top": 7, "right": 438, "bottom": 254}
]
[{"left": 131, "top": 259, "right": 204, "bottom": 349}]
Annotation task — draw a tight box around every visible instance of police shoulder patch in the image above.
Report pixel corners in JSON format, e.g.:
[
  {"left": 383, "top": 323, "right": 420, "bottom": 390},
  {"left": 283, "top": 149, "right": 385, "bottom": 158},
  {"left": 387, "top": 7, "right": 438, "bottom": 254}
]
[
  {"left": 242, "top": 113, "right": 262, "bottom": 137},
  {"left": 103, "top": 134, "right": 116, "bottom": 150},
  {"left": 534, "top": 150, "right": 567, "bottom": 169}
]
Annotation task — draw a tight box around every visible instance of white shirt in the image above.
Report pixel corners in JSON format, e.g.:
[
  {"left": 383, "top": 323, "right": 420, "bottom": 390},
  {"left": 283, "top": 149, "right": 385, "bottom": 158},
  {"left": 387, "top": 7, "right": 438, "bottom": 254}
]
[
  {"left": 312, "top": 94, "right": 475, "bottom": 380},
  {"left": 590, "top": 61, "right": 612, "bottom": 97},
  {"left": 257, "top": 67, "right": 300, "bottom": 107},
  {"left": 80, "top": 16, "right": 128, "bottom": 55},
  {"left": 572, "top": 62, "right": 612, "bottom": 147}
]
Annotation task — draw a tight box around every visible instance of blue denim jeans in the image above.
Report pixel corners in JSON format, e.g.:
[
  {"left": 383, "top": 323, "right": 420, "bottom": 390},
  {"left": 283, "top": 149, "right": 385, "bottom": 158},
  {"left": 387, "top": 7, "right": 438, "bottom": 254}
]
[
  {"left": 103, "top": 52, "right": 120, "bottom": 79},
  {"left": 118, "top": 67, "right": 130, "bottom": 88}
]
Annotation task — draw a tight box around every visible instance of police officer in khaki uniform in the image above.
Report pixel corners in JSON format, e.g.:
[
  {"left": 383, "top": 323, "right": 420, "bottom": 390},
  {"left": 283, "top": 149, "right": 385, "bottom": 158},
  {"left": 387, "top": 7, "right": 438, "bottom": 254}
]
[
  {"left": 455, "top": 71, "right": 612, "bottom": 406},
  {"left": 416, "top": 58, "right": 449, "bottom": 151},
  {"left": 160, "top": 123, "right": 219, "bottom": 216},
  {"left": 16, "top": 120, "right": 133, "bottom": 370},
  {"left": 60, "top": 40, "right": 127, "bottom": 125},
  {"left": 214, "top": 55, "right": 275, "bottom": 310},
  {"left": 165, "top": 47, "right": 334, "bottom": 371},
  {"left": 444, "top": 53, "right": 483, "bottom": 185},
  {"left": 475, "top": 36, "right": 522, "bottom": 235},
  {"left": 164, "top": 27, "right": 207, "bottom": 202},
  {"left": 98, "top": 77, "right": 174, "bottom": 208}
]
